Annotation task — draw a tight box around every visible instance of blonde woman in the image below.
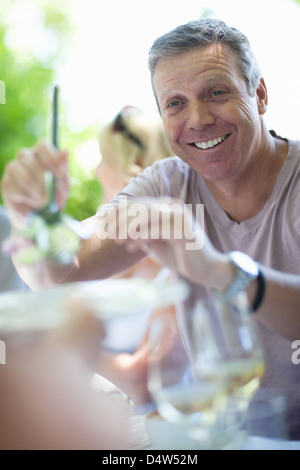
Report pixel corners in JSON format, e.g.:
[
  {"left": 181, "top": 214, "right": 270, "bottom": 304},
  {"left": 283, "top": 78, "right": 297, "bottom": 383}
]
[{"left": 95, "top": 105, "right": 173, "bottom": 203}]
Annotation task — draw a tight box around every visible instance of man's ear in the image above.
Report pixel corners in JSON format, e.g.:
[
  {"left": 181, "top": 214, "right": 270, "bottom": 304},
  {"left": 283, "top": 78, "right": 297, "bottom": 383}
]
[{"left": 256, "top": 78, "right": 268, "bottom": 115}]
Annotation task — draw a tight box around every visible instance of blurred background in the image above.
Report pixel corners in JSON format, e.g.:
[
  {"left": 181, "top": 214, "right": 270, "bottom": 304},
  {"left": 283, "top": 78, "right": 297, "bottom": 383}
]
[{"left": 1, "top": 0, "right": 300, "bottom": 220}]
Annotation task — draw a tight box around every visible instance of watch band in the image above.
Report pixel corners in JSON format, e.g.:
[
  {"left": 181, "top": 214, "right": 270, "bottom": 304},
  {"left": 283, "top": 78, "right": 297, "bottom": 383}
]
[
  {"left": 211, "top": 252, "right": 265, "bottom": 313},
  {"left": 252, "top": 266, "right": 265, "bottom": 312}
]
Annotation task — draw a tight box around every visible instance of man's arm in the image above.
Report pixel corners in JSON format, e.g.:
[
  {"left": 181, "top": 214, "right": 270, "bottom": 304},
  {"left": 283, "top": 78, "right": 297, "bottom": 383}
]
[
  {"left": 1, "top": 142, "right": 145, "bottom": 290},
  {"left": 10, "top": 230, "right": 145, "bottom": 290},
  {"left": 246, "top": 267, "right": 300, "bottom": 341}
]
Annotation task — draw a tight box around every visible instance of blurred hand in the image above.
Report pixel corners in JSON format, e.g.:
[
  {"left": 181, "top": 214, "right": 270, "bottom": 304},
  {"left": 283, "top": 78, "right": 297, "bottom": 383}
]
[
  {"left": 46, "top": 299, "right": 106, "bottom": 370},
  {"left": 1, "top": 142, "right": 69, "bottom": 229}
]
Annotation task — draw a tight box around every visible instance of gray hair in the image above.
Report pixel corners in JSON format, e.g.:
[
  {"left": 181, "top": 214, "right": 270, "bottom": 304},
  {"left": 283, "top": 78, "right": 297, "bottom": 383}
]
[{"left": 148, "top": 18, "right": 262, "bottom": 103}]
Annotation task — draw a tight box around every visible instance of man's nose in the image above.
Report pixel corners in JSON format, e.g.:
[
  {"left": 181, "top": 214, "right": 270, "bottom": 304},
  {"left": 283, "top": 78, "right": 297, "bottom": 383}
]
[{"left": 186, "top": 101, "right": 216, "bottom": 130}]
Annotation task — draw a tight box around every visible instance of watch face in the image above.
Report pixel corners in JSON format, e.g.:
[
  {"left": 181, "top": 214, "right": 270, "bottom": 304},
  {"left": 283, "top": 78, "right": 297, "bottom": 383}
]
[{"left": 230, "top": 251, "right": 259, "bottom": 277}]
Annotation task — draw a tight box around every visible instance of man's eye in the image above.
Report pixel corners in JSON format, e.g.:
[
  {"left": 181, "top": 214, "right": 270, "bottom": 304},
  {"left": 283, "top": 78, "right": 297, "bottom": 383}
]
[
  {"left": 168, "top": 100, "right": 181, "bottom": 108},
  {"left": 212, "top": 90, "right": 224, "bottom": 97}
]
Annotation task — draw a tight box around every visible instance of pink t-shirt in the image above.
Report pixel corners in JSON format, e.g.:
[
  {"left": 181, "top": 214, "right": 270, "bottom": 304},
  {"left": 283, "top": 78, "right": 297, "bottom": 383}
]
[{"left": 117, "top": 136, "right": 300, "bottom": 439}]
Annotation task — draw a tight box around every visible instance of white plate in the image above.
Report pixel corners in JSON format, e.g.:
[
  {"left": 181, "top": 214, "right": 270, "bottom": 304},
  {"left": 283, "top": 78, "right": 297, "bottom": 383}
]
[{"left": 0, "top": 278, "right": 189, "bottom": 333}]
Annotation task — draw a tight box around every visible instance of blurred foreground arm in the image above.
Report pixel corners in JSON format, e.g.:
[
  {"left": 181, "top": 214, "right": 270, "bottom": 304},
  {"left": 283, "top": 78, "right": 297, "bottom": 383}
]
[{"left": 0, "top": 302, "right": 130, "bottom": 450}]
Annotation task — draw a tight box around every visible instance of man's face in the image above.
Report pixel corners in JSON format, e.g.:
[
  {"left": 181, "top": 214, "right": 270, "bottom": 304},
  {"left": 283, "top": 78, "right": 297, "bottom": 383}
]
[{"left": 153, "top": 44, "right": 267, "bottom": 182}]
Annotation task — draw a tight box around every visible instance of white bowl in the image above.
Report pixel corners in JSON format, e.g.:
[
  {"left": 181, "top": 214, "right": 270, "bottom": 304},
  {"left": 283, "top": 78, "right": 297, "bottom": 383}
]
[{"left": 0, "top": 278, "right": 189, "bottom": 334}]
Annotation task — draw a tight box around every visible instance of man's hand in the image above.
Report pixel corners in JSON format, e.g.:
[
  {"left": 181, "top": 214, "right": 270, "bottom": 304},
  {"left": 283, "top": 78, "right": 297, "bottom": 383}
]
[
  {"left": 1, "top": 142, "right": 69, "bottom": 230},
  {"left": 105, "top": 196, "right": 229, "bottom": 289}
]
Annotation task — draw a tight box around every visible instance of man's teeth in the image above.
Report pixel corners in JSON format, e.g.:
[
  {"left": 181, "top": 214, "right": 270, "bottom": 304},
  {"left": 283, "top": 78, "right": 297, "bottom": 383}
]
[{"left": 194, "top": 134, "right": 227, "bottom": 149}]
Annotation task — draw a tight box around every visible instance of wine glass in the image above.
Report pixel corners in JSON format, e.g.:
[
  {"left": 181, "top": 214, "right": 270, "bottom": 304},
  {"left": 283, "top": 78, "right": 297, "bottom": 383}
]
[
  {"left": 147, "top": 292, "right": 265, "bottom": 449},
  {"left": 190, "top": 292, "right": 265, "bottom": 447},
  {"left": 193, "top": 293, "right": 265, "bottom": 401},
  {"left": 147, "top": 309, "right": 229, "bottom": 449}
]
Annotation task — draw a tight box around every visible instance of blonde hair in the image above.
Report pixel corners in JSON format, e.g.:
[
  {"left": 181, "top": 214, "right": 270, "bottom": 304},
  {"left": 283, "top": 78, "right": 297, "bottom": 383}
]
[{"left": 99, "top": 106, "right": 173, "bottom": 183}]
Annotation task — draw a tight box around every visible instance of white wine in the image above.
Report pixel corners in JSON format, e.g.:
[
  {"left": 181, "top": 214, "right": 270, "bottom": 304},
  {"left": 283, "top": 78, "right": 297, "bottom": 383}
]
[
  {"left": 225, "top": 359, "right": 265, "bottom": 400},
  {"left": 154, "top": 381, "right": 227, "bottom": 426},
  {"left": 199, "top": 359, "right": 265, "bottom": 401}
]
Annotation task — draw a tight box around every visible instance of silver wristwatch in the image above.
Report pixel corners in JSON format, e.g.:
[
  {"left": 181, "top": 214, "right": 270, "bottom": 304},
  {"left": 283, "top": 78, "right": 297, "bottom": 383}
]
[{"left": 215, "top": 251, "right": 259, "bottom": 301}]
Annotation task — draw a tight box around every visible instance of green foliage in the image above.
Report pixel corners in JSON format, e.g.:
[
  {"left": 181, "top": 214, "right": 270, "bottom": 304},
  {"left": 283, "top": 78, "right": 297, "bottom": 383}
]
[
  {"left": 61, "top": 122, "right": 104, "bottom": 221},
  {"left": 0, "top": 0, "right": 103, "bottom": 221},
  {"left": 66, "top": 172, "right": 103, "bottom": 222},
  {"left": 0, "top": 25, "right": 54, "bottom": 181}
]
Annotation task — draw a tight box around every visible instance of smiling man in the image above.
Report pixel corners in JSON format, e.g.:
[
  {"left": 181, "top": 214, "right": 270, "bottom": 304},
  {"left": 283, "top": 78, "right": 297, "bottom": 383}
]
[
  {"left": 149, "top": 22, "right": 287, "bottom": 223},
  {"left": 2, "top": 18, "right": 300, "bottom": 440}
]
